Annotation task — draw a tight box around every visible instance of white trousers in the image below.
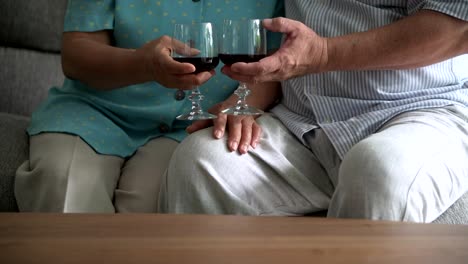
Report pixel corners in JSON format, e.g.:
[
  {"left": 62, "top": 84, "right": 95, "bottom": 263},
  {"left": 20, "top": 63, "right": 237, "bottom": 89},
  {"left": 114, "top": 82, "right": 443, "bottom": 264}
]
[
  {"left": 159, "top": 106, "right": 468, "bottom": 222},
  {"left": 15, "top": 133, "right": 178, "bottom": 213}
]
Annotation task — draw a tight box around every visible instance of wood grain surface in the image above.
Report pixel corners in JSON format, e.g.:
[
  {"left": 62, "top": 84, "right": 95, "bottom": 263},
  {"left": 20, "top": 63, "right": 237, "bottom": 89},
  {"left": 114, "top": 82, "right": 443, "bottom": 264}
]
[{"left": 1, "top": 213, "right": 467, "bottom": 264}]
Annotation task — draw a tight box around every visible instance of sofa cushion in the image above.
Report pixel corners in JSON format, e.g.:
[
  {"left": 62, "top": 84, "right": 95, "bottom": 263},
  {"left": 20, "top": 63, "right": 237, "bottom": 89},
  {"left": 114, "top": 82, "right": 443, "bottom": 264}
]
[
  {"left": 0, "top": 0, "right": 67, "bottom": 53},
  {"left": 0, "top": 113, "right": 30, "bottom": 212},
  {"left": 433, "top": 192, "right": 468, "bottom": 224}
]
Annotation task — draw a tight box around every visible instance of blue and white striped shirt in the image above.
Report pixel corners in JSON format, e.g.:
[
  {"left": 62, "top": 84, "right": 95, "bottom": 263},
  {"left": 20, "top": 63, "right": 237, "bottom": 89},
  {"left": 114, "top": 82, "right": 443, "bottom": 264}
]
[{"left": 271, "top": 0, "right": 468, "bottom": 158}]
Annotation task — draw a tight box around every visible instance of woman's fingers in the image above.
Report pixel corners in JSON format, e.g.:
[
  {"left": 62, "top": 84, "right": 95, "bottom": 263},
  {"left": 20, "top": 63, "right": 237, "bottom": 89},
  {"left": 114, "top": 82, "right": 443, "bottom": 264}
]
[
  {"left": 185, "top": 101, "right": 262, "bottom": 155},
  {"left": 238, "top": 119, "right": 253, "bottom": 154},
  {"left": 171, "top": 37, "right": 200, "bottom": 56},
  {"left": 250, "top": 122, "right": 262, "bottom": 149},
  {"left": 212, "top": 112, "right": 228, "bottom": 139},
  {"left": 227, "top": 117, "right": 242, "bottom": 152},
  {"left": 186, "top": 119, "right": 212, "bottom": 134},
  {"left": 227, "top": 116, "right": 259, "bottom": 154}
]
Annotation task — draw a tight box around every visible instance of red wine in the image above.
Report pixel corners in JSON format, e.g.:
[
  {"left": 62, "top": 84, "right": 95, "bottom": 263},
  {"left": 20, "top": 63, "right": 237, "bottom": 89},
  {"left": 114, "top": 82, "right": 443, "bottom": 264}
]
[
  {"left": 219, "top": 54, "right": 266, "bottom": 65},
  {"left": 174, "top": 57, "right": 220, "bottom": 73}
]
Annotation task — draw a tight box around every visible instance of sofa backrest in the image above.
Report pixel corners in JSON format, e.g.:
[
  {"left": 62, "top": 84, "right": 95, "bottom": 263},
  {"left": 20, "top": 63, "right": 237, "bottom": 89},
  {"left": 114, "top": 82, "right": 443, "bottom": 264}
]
[{"left": 0, "top": 0, "right": 67, "bottom": 117}]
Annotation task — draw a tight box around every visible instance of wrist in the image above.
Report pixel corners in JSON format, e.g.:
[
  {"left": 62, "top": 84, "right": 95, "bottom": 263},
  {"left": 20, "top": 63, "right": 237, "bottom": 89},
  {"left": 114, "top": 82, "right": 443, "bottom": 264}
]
[
  {"left": 317, "top": 37, "right": 332, "bottom": 73},
  {"left": 132, "top": 48, "right": 155, "bottom": 84}
]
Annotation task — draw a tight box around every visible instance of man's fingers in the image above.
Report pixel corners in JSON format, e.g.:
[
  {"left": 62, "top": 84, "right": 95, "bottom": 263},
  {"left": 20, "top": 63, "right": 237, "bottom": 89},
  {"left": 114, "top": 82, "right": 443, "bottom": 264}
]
[
  {"left": 254, "top": 55, "right": 282, "bottom": 75},
  {"left": 222, "top": 67, "right": 279, "bottom": 84},
  {"left": 221, "top": 67, "right": 256, "bottom": 83},
  {"left": 229, "top": 55, "right": 280, "bottom": 76},
  {"left": 224, "top": 55, "right": 282, "bottom": 81},
  {"left": 263, "top": 17, "right": 301, "bottom": 34},
  {"left": 229, "top": 62, "right": 263, "bottom": 76}
]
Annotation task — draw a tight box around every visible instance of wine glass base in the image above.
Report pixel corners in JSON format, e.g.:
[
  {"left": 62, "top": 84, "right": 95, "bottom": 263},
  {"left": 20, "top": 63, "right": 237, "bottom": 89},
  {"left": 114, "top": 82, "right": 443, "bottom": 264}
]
[
  {"left": 176, "top": 112, "right": 217, "bottom": 120},
  {"left": 221, "top": 106, "right": 264, "bottom": 116}
]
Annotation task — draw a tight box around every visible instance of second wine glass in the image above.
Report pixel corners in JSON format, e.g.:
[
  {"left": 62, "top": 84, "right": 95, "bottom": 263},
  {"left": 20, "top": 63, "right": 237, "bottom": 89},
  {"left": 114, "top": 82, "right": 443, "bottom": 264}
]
[
  {"left": 220, "top": 19, "right": 267, "bottom": 115},
  {"left": 172, "top": 22, "right": 219, "bottom": 120}
]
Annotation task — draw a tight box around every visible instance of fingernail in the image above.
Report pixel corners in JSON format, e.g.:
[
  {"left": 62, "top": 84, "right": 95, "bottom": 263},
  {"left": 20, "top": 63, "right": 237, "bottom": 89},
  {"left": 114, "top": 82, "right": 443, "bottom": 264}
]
[
  {"left": 240, "top": 144, "right": 248, "bottom": 154},
  {"left": 230, "top": 141, "right": 238, "bottom": 151},
  {"left": 214, "top": 130, "right": 222, "bottom": 139},
  {"left": 252, "top": 141, "right": 257, "bottom": 149}
]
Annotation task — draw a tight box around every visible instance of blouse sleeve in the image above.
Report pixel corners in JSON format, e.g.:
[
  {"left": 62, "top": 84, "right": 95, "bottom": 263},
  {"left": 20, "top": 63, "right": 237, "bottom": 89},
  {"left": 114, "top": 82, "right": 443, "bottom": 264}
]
[
  {"left": 63, "top": 0, "right": 115, "bottom": 32},
  {"left": 407, "top": 0, "right": 468, "bottom": 21},
  {"left": 267, "top": 0, "right": 286, "bottom": 51}
]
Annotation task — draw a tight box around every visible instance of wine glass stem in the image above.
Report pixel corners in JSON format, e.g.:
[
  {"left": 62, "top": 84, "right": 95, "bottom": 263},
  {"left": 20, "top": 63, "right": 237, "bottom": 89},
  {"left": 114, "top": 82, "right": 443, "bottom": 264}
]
[
  {"left": 234, "top": 82, "right": 251, "bottom": 110},
  {"left": 189, "top": 87, "right": 205, "bottom": 115}
]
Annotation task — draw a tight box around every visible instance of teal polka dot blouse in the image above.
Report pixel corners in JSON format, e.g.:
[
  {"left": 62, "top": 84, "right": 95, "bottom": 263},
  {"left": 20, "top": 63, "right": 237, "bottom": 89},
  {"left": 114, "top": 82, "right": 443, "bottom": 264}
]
[{"left": 27, "top": 0, "right": 284, "bottom": 157}]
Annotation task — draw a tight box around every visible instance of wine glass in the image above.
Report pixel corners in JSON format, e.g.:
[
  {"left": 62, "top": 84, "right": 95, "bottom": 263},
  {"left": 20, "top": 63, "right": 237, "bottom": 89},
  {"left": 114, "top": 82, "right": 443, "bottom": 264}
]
[
  {"left": 220, "top": 19, "right": 267, "bottom": 115},
  {"left": 172, "top": 22, "right": 219, "bottom": 120}
]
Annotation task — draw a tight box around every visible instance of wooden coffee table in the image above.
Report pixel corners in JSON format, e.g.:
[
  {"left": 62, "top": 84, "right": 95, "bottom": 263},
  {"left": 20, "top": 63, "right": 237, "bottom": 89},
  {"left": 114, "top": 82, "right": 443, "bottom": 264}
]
[{"left": 1, "top": 213, "right": 467, "bottom": 263}]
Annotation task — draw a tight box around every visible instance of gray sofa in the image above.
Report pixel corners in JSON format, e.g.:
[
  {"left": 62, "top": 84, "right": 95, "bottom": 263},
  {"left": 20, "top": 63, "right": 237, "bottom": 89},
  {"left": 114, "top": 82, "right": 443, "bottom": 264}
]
[
  {"left": 1, "top": 0, "right": 67, "bottom": 212},
  {"left": 1, "top": 0, "right": 467, "bottom": 223}
]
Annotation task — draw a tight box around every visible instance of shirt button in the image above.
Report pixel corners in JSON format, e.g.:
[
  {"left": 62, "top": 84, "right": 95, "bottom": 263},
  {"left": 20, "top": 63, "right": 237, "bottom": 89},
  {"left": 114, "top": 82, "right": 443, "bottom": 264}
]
[
  {"left": 175, "top": 90, "right": 186, "bottom": 101},
  {"left": 159, "top": 123, "right": 171, "bottom": 133}
]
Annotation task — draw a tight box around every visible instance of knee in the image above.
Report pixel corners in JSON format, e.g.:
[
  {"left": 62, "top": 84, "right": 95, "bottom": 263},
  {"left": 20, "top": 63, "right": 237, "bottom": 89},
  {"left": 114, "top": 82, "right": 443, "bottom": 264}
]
[
  {"left": 32, "top": 156, "right": 72, "bottom": 185},
  {"left": 166, "top": 128, "right": 228, "bottom": 190},
  {"left": 15, "top": 156, "right": 72, "bottom": 212},
  {"left": 337, "top": 138, "right": 406, "bottom": 209},
  {"left": 163, "top": 128, "right": 248, "bottom": 214},
  {"left": 170, "top": 128, "right": 231, "bottom": 173},
  {"left": 17, "top": 154, "right": 71, "bottom": 189}
]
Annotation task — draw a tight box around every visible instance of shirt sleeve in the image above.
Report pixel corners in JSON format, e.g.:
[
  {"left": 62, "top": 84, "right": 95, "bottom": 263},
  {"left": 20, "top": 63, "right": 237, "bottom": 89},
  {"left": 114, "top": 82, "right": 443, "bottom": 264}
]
[
  {"left": 63, "top": 0, "right": 115, "bottom": 32},
  {"left": 407, "top": 0, "right": 468, "bottom": 21}
]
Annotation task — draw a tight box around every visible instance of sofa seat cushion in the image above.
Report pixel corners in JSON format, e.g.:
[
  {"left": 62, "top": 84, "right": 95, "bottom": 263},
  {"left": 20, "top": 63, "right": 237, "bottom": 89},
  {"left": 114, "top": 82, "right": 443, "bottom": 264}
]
[
  {"left": 433, "top": 192, "right": 468, "bottom": 224},
  {"left": 0, "top": 113, "right": 29, "bottom": 211}
]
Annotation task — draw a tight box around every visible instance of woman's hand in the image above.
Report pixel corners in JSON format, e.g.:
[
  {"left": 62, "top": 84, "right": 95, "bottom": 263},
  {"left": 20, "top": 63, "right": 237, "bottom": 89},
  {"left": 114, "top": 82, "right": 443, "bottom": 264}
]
[
  {"left": 62, "top": 31, "right": 214, "bottom": 90},
  {"left": 137, "top": 35, "right": 215, "bottom": 89},
  {"left": 186, "top": 102, "right": 262, "bottom": 155},
  {"left": 184, "top": 81, "right": 280, "bottom": 154}
]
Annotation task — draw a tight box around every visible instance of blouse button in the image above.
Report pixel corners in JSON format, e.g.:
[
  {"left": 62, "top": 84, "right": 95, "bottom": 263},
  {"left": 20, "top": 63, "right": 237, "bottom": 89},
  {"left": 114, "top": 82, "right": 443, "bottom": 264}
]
[
  {"left": 175, "top": 90, "right": 186, "bottom": 101},
  {"left": 159, "top": 123, "right": 171, "bottom": 133}
]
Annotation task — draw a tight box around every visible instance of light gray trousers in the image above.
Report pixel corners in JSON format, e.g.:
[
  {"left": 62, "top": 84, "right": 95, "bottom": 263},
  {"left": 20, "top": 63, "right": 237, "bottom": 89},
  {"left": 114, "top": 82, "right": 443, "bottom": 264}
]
[
  {"left": 159, "top": 106, "right": 468, "bottom": 222},
  {"left": 15, "top": 134, "right": 178, "bottom": 213}
]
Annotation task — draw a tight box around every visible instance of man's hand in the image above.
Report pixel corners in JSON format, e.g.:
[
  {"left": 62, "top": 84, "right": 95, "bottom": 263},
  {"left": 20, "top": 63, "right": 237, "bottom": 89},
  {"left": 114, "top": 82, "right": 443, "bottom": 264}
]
[
  {"left": 221, "top": 17, "right": 329, "bottom": 83},
  {"left": 186, "top": 103, "right": 262, "bottom": 155}
]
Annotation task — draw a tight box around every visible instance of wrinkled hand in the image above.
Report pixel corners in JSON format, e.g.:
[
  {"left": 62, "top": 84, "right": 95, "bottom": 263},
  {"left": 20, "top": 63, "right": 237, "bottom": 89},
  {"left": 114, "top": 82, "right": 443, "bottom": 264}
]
[
  {"left": 186, "top": 103, "right": 262, "bottom": 155},
  {"left": 222, "top": 17, "right": 329, "bottom": 83},
  {"left": 137, "top": 35, "right": 215, "bottom": 89}
]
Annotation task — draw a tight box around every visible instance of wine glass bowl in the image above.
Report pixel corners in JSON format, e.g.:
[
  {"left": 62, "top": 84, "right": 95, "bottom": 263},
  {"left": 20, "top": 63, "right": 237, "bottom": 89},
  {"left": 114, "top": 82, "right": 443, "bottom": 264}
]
[
  {"left": 219, "top": 19, "right": 267, "bottom": 116},
  {"left": 172, "top": 22, "right": 219, "bottom": 120}
]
